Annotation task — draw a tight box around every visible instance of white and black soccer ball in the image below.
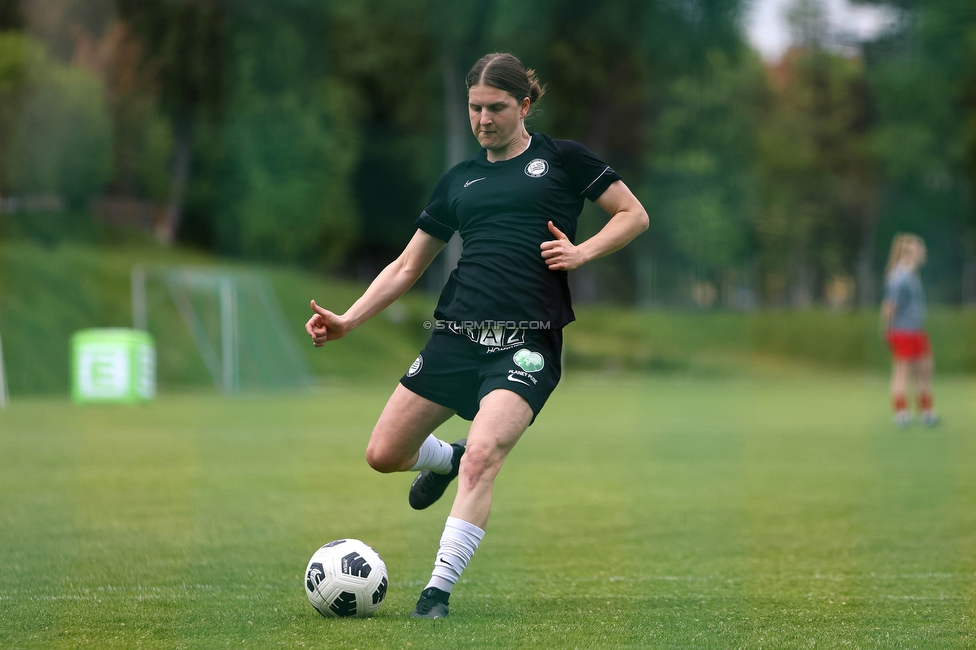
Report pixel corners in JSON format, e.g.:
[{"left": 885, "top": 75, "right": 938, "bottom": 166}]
[{"left": 304, "top": 539, "right": 389, "bottom": 618}]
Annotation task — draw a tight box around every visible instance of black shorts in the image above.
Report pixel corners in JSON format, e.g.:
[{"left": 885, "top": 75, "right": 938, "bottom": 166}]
[{"left": 399, "top": 324, "right": 563, "bottom": 422}]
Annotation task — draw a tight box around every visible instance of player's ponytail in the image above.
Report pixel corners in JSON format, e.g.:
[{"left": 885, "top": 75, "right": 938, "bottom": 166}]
[
  {"left": 526, "top": 67, "right": 544, "bottom": 104},
  {"left": 466, "top": 53, "right": 547, "bottom": 106}
]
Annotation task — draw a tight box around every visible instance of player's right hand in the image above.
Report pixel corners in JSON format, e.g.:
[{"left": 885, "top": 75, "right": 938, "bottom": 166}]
[{"left": 306, "top": 300, "right": 349, "bottom": 346}]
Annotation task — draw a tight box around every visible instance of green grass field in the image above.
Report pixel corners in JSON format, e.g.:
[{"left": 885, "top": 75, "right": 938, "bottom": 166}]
[{"left": 2, "top": 372, "right": 975, "bottom": 649}]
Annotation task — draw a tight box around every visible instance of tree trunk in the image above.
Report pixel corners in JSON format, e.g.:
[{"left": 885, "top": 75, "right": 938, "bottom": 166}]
[
  {"left": 156, "top": 111, "right": 194, "bottom": 245},
  {"left": 856, "top": 197, "right": 879, "bottom": 308},
  {"left": 963, "top": 233, "right": 976, "bottom": 306},
  {"left": 789, "top": 245, "right": 813, "bottom": 309}
]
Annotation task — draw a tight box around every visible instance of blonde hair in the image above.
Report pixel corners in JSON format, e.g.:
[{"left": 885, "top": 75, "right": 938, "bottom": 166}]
[{"left": 885, "top": 233, "right": 925, "bottom": 276}]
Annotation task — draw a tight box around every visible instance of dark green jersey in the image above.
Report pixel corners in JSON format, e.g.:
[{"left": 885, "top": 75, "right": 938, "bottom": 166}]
[{"left": 416, "top": 133, "right": 621, "bottom": 329}]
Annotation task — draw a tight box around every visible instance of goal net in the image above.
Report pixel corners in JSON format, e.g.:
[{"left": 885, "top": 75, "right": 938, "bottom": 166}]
[{"left": 132, "top": 266, "right": 315, "bottom": 393}]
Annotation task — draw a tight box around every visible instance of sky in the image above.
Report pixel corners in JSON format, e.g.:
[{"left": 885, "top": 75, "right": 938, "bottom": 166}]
[{"left": 745, "top": 0, "right": 899, "bottom": 61}]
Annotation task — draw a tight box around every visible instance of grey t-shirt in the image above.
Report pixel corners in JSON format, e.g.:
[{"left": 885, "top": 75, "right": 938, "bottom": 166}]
[{"left": 884, "top": 268, "right": 926, "bottom": 330}]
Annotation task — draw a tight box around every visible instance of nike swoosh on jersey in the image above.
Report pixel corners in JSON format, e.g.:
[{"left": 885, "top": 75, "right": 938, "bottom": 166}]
[
  {"left": 463, "top": 177, "right": 486, "bottom": 187},
  {"left": 507, "top": 375, "right": 531, "bottom": 386}
]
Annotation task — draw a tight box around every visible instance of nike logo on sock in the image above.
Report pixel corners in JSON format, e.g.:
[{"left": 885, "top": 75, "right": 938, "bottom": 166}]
[{"left": 463, "top": 177, "right": 486, "bottom": 187}]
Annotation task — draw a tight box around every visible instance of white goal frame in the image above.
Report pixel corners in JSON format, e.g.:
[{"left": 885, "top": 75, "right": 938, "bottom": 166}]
[{"left": 132, "top": 265, "right": 314, "bottom": 394}]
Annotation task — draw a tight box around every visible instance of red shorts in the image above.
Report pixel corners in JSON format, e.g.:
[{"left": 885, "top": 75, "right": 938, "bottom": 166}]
[{"left": 887, "top": 330, "right": 931, "bottom": 360}]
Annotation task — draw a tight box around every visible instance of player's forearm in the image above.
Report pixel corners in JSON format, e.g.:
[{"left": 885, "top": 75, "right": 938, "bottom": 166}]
[
  {"left": 343, "top": 258, "right": 423, "bottom": 329},
  {"left": 880, "top": 301, "right": 893, "bottom": 329},
  {"left": 576, "top": 209, "right": 649, "bottom": 265}
]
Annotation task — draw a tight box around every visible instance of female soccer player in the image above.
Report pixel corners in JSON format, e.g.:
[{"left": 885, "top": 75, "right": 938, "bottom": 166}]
[
  {"left": 305, "top": 52, "right": 648, "bottom": 618},
  {"left": 881, "top": 233, "right": 938, "bottom": 427}
]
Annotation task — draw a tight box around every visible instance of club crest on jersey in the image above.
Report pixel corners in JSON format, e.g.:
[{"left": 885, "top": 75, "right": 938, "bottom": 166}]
[
  {"left": 407, "top": 355, "right": 423, "bottom": 377},
  {"left": 524, "top": 158, "right": 549, "bottom": 178}
]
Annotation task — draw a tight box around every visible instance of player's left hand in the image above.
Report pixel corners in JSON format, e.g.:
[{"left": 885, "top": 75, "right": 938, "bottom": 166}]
[{"left": 541, "top": 221, "right": 585, "bottom": 271}]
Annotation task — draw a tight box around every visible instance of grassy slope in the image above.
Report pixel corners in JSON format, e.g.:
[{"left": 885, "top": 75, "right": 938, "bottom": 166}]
[
  {"left": 568, "top": 307, "right": 976, "bottom": 374},
  {"left": 2, "top": 239, "right": 975, "bottom": 396},
  {"left": 1, "top": 373, "right": 974, "bottom": 648},
  {"left": 0, "top": 241, "right": 435, "bottom": 394}
]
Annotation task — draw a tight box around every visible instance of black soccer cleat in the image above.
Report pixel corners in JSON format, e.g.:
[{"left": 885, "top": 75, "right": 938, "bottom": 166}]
[
  {"left": 409, "top": 438, "right": 466, "bottom": 510},
  {"left": 410, "top": 587, "right": 450, "bottom": 619}
]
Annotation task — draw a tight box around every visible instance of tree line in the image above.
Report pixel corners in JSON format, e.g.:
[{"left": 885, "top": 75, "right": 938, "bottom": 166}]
[{"left": 0, "top": 0, "right": 973, "bottom": 307}]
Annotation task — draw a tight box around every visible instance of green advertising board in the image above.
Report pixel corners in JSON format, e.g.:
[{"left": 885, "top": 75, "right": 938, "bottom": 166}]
[{"left": 71, "top": 329, "right": 156, "bottom": 404}]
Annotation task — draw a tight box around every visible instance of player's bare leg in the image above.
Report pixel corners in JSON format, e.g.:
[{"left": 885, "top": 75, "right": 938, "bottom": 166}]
[
  {"left": 365, "top": 383, "right": 455, "bottom": 473},
  {"left": 891, "top": 359, "right": 911, "bottom": 427},
  {"left": 914, "top": 353, "right": 938, "bottom": 426},
  {"left": 411, "top": 389, "right": 533, "bottom": 618},
  {"left": 450, "top": 389, "right": 533, "bottom": 528}
]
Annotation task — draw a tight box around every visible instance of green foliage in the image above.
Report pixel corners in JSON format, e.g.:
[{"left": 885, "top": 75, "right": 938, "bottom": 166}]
[
  {"left": 138, "top": 113, "right": 175, "bottom": 200},
  {"left": 755, "top": 47, "right": 876, "bottom": 303},
  {"left": 116, "top": 0, "right": 224, "bottom": 117},
  {"left": 10, "top": 63, "right": 112, "bottom": 207},
  {"left": 542, "top": 2, "right": 754, "bottom": 299},
  {"left": 3, "top": 0, "right": 976, "bottom": 304},
  {"left": 860, "top": 0, "right": 976, "bottom": 298},
  {"left": 184, "top": 8, "right": 359, "bottom": 267},
  {"left": 104, "top": 44, "right": 176, "bottom": 202},
  {"left": 0, "top": 32, "right": 38, "bottom": 164},
  {"left": 214, "top": 86, "right": 358, "bottom": 265},
  {"left": 644, "top": 49, "right": 766, "bottom": 272},
  {"left": 0, "top": 32, "right": 111, "bottom": 205},
  {"left": 327, "top": 0, "right": 443, "bottom": 261}
]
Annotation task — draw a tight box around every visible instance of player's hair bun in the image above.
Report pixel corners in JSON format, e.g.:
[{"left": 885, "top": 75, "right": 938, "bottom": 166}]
[
  {"left": 466, "top": 52, "right": 547, "bottom": 105},
  {"left": 526, "top": 68, "right": 545, "bottom": 104}
]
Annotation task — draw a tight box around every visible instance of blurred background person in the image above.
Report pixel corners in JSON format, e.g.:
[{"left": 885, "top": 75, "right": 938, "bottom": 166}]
[{"left": 881, "top": 234, "right": 938, "bottom": 428}]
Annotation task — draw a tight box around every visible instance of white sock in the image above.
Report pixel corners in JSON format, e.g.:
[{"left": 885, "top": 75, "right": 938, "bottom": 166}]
[
  {"left": 425, "top": 516, "right": 485, "bottom": 594},
  {"left": 409, "top": 435, "right": 454, "bottom": 473}
]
